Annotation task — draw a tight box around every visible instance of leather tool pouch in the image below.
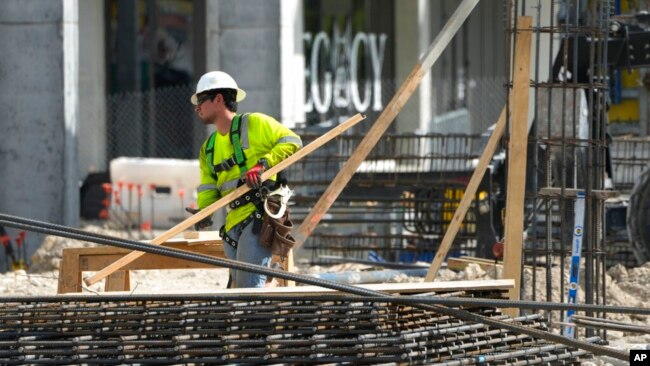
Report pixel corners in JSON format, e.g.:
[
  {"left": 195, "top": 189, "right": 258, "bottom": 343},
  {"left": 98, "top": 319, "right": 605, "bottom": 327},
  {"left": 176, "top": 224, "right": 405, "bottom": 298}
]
[{"left": 260, "top": 195, "right": 296, "bottom": 256}]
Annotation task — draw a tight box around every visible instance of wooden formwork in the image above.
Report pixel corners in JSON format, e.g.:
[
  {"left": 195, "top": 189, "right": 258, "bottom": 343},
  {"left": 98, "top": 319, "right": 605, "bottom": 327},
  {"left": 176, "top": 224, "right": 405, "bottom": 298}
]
[{"left": 57, "top": 232, "right": 293, "bottom": 294}]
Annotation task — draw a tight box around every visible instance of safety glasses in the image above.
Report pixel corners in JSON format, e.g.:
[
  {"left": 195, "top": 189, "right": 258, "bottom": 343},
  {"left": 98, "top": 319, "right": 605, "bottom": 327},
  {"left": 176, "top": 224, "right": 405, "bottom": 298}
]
[{"left": 196, "top": 94, "right": 215, "bottom": 105}]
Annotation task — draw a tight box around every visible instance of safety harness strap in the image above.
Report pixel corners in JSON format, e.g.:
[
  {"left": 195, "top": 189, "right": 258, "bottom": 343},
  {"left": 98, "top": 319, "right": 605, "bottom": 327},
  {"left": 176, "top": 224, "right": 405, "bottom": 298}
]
[
  {"left": 228, "top": 189, "right": 264, "bottom": 211},
  {"left": 230, "top": 113, "right": 248, "bottom": 174},
  {"left": 206, "top": 113, "right": 249, "bottom": 178},
  {"left": 219, "top": 211, "right": 264, "bottom": 249},
  {"left": 205, "top": 132, "right": 219, "bottom": 180}
]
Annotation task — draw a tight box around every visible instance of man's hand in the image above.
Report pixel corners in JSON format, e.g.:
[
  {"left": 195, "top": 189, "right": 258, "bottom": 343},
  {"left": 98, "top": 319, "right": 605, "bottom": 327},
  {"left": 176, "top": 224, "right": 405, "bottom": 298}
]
[
  {"left": 185, "top": 207, "right": 214, "bottom": 230},
  {"left": 244, "top": 162, "right": 265, "bottom": 189}
]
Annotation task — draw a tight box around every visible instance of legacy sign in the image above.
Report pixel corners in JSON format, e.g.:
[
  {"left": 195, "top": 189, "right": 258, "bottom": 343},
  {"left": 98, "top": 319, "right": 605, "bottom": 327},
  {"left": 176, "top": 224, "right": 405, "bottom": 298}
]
[{"left": 304, "top": 26, "right": 387, "bottom": 115}]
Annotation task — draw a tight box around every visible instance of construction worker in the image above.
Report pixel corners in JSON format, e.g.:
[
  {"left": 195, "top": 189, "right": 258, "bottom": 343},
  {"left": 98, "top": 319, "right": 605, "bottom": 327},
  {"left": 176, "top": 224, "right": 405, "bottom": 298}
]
[{"left": 189, "top": 71, "right": 302, "bottom": 288}]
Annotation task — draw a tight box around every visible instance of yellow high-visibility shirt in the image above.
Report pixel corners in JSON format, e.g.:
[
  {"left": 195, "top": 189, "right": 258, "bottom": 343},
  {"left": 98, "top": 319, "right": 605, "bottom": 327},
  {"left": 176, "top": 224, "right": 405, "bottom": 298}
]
[{"left": 197, "top": 112, "right": 302, "bottom": 232}]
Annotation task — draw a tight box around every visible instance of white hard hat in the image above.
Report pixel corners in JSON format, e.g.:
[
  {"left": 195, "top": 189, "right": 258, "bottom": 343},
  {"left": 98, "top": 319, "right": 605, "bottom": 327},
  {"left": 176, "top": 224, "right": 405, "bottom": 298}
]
[{"left": 190, "top": 71, "right": 246, "bottom": 105}]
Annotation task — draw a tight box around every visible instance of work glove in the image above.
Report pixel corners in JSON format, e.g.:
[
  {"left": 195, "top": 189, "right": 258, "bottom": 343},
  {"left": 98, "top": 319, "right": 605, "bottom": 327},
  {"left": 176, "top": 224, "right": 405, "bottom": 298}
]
[
  {"left": 244, "top": 159, "right": 268, "bottom": 189},
  {"left": 185, "top": 207, "right": 214, "bottom": 230}
]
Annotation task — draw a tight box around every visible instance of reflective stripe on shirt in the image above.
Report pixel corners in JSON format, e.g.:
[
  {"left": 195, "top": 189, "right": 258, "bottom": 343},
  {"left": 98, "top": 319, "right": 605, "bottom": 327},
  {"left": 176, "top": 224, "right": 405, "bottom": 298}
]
[
  {"left": 197, "top": 184, "right": 217, "bottom": 193},
  {"left": 278, "top": 135, "right": 303, "bottom": 146},
  {"left": 219, "top": 178, "right": 240, "bottom": 192}
]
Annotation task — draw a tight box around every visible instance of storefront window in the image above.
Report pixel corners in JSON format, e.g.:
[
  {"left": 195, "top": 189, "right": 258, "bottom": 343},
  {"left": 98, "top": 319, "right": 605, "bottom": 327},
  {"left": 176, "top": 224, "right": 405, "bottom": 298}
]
[
  {"left": 106, "top": 0, "right": 198, "bottom": 159},
  {"left": 303, "top": 0, "right": 394, "bottom": 126},
  {"left": 107, "top": 0, "right": 194, "bottom": 93}
]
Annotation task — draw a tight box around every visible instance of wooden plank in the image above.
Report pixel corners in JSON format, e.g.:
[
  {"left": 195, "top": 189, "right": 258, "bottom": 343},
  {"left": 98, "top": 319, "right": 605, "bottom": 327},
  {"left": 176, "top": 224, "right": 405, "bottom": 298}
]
[
  {"left": 174, "top": 279, "right": 514, "bottom": 296},
  {"left": 59, "top": 243, "right": 294, "bottom": 293},
  {"left": 270, "top": 254, "right": 291, "bottom": 287},
  {"left": 72, "top": 243, "right": 222, "bottom": 257},
  {"left": 182, "top": 231, "right": 200, "bottom": 239},
  {"left": 77, "top": 243, "right": 223, "bottom": 270},
  {"left": 79, "top": 251, "right": 224, "bottom": 271},
  {"left": 84, "top": 113, "right": 366, "bottom": 287},
  {"left": 538, "top": 187, "right": 619, "bottom": 200},
  {"left": 286, "top": 253, "right": 295, "bottom": 287},
  {"left": 180, "top": 230, "right": 221, "bottom": 242},
  {"left": 425, "top": 106, "right": 507, "bottom": 281},
  {"left": 447, "top": 257, "right": 497, "bottom": 272},
  {"left": 447, "top": 256, "right": 534, "bottom": 272},
  {"left": 460, "top": 256, "right": 499, "bottom": 264},
  {"left": 502, "top": 16, "right": 533, "bottom": 310},
  {"left": 293, "top": 0, "right": 481, "bottom": 247},
  {"left": 61, "top": 279, "right": 515, "bottom": 297}
]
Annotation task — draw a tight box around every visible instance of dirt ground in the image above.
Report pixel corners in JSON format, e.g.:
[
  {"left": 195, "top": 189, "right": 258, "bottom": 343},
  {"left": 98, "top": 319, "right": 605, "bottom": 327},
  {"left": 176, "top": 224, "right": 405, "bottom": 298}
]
[{"left": 1, "top": 223, "right": 648, "bottom": 365}]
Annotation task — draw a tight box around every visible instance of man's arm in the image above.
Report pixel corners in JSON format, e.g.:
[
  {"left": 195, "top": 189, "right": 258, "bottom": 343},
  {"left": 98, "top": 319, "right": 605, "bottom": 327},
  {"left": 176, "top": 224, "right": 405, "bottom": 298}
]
[{"left": 257, "top": 114, "right": 303, "bottom": 167}]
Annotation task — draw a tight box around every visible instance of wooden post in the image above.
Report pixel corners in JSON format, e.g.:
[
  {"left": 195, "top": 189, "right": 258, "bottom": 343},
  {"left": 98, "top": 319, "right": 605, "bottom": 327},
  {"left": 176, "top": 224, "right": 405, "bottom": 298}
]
[
  {"left": 502, "top": 16, "right": 533, "bottom": 310},
  {"left": 84, "top": 113, "right": 366, "bottom": 286},
  {"left": 425, "top": 16, "right": 533, "bottom": 285},
  {"left": 104, "top": 271, "right": 130, "bottom": 292},
  {"left": 425, "top": 106, "right": 507, "bottom": 281},
  {"left": 293, "top": 0, "right": 481, "bottom": 247},
  {"left": 57, "top": 249, "right": 82, "bottom": 293}
]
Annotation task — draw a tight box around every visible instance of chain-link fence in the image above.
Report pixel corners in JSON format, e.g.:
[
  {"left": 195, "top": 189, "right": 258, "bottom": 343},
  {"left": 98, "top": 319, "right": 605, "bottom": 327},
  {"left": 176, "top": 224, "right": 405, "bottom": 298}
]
[
  {"left": 78, "top": 83, "right": 204, "bottom": 190},
  {"left": 105, "top": 84, "right": 202, "bottom": 160}
]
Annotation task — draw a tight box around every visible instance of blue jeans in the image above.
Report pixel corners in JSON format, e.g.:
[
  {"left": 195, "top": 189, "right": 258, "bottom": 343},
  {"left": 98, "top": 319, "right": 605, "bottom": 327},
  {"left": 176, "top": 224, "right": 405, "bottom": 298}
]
[{"left": 223, "top": 219, "right": 272, "bottom": 288}]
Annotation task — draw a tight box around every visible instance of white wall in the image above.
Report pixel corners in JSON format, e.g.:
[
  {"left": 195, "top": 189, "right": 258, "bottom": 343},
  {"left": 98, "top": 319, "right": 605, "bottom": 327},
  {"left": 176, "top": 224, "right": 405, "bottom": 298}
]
[
  {"left": 279, "top": 0, "right": 305, "bottom": 128},
  {"left": 394, "top": 0, "right": 432, "bottom": 134},
  {"left": 78, "top": 0, "right": 107, "bottom": 178}
]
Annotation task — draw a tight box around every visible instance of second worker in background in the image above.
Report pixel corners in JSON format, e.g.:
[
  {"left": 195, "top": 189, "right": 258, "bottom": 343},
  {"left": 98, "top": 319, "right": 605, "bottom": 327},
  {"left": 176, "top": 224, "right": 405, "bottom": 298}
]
[{"left": 190, "top": 71, "right": 302, "bottom": 288}]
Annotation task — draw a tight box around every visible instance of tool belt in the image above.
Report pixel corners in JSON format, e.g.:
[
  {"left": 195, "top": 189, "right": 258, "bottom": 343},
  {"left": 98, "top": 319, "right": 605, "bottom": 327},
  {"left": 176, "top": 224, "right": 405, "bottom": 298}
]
[
  {"left": 259, "top": 190, "right": 296, "bottom": 257},
  {"left": 220, "top": 180, "right": 277, "bottom": 248},
  {"left": 220, "top": 183, "right": 295, "bottom": 256}
]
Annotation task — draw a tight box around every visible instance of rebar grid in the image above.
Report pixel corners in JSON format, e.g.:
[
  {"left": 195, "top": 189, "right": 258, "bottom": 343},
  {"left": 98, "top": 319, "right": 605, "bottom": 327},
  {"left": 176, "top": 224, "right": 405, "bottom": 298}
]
[
  {"left": 1, "top": 212, "right": 634, "bottom": 362},
  {"left": 0, "top": 295, "right": 597, "bottom": 365}
]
